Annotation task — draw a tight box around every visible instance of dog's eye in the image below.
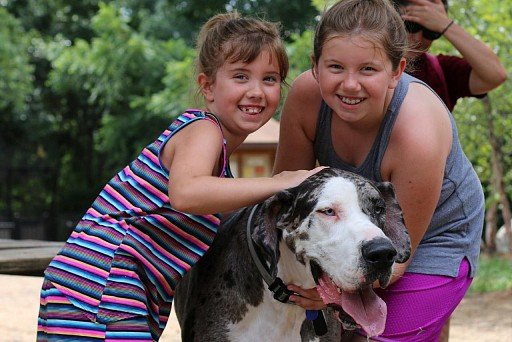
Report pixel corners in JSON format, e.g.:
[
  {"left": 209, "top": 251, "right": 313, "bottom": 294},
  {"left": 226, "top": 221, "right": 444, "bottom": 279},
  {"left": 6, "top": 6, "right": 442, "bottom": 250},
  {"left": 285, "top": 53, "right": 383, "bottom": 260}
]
[
  {"left": 318, "top": 208, "right": 336, "bottom": 216},
  {"left": 374, "top": 206, "right": 385, "bottom": 215}
]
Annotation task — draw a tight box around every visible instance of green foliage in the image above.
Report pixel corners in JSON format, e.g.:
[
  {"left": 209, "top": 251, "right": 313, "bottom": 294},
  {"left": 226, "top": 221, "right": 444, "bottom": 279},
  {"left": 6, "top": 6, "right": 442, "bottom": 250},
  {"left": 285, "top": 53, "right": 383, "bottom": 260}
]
[
  {"left": 287, "top": 30, "right": 315, "bottom": 82},
  {"left": 276, "top": 30, "right": 316, "bottom": 118},
  {"left": 228, "top": 0, "right": 318, "bottom": 40},
  {"left": 431, "top": 0, "right": 512, "bottom": 207},
  {"left": 470, "top": 254, "right": 512, "bottom": 293},
  {"left": 2, "top": 0, "right": 100, "bottom": 40},
  {"left": 311, "top": 0, "right": 337, "bottom": 12},
  {"left": 0, "top": 8, "right": 38, "bottom": 217},
  {"left": 0, "top": 0, "right": 318, "bottom": 234},
  {"left": 1, "top": 0, "right": 511, "bottom": 240},
  {"left": 0, "top": 7, "right": 34, "bottom": 134},
  {"left": 145, "top": 55, "right": 196, "bottom": 117},
  {"left": 46, "top": 2, "right": 197, "bottom": 179}
]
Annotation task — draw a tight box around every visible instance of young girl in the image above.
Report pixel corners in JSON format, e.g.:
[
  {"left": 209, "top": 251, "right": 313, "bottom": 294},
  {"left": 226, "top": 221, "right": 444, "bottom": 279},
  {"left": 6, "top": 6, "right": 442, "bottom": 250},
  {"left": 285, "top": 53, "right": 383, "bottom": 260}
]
[
  {"left": 37, "top": 12, "right": 321, "bottom": 341},
  {"left": 274, "top": 0, "right": 484, "bottom": 341}
]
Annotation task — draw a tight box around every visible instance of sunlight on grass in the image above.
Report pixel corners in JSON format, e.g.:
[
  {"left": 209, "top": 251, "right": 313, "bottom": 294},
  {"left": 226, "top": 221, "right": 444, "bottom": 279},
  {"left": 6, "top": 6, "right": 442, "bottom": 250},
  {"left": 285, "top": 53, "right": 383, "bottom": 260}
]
[{"left": 469, "top": 254, "right": 512, "bottom": 294}]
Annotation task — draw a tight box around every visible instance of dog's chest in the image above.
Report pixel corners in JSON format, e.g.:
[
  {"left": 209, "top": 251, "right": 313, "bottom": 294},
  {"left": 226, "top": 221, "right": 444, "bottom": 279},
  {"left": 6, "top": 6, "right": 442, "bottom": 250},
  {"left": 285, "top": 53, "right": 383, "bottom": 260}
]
[{"left": 226, "top": 290, "right": 306, "bottom": 341}]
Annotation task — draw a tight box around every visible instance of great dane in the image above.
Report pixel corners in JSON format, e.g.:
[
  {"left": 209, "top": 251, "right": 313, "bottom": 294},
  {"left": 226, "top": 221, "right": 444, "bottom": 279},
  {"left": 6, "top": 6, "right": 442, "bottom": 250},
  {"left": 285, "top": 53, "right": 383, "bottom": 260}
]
[{"left": 174, "top": 168, "right": 411, "bottom": 341}]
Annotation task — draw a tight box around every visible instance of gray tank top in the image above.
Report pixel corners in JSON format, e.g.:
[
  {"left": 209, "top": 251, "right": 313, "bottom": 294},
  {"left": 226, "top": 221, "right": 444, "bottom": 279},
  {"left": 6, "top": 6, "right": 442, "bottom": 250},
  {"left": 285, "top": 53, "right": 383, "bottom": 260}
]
[{"left": 314, "top": 73, "right": 484, "bottom": 277}]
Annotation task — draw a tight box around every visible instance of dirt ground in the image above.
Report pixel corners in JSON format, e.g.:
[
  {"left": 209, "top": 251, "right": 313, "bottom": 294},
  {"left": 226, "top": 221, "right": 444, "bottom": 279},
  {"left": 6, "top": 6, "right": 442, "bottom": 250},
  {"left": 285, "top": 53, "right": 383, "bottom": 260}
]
[
  {"left": 160, "top": 289, "right": 512, "bottom": 341},
  {"left": 448, "top": 289, "right": 512, "bottom": 342},
  {"left": 1, "top": 274, "right": 511, "bottom": 341}
]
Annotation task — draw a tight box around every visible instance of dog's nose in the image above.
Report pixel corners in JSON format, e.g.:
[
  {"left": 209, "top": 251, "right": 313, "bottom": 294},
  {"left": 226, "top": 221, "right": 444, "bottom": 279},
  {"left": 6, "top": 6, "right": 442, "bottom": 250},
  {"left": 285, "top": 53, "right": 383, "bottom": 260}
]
[{"left": 361, "top": 238, "right": 397, "bottom": 268}]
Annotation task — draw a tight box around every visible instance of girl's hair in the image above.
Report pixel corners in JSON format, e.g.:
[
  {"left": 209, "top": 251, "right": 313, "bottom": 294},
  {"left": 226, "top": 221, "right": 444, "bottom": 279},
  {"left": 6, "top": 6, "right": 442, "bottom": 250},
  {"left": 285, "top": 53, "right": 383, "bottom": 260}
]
[
  {"left": 196, "top": 12, "right": 289, "bottom": 84},
  {"left": 392, "top": 0, "right": 448, "bottom": 11},
  {"left": 313, "top": 0, "right": 409, "bottom": 70}
]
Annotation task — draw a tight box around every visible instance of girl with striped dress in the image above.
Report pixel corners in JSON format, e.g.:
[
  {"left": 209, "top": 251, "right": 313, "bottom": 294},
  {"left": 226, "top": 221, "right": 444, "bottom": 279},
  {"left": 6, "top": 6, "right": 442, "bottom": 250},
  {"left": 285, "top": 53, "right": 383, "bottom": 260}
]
[{"left": 37, "top": 12, "right": 321, "bottom": 341}]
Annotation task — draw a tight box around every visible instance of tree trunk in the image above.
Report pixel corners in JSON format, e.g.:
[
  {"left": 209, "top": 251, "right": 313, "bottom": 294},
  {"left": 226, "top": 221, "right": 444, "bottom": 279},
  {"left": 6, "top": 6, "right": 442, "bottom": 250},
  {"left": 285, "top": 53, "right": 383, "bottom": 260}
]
[
  {"left": 484, "top": 200, "right": 497, "bottom": 253},
  {"left": 483, "top": 96, "right": 512, "bottom": 253}
]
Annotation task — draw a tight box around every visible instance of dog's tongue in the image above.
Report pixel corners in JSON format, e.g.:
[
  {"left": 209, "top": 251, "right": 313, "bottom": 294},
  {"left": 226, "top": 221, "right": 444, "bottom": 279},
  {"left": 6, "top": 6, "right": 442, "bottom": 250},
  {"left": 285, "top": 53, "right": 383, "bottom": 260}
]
[{"left": 317, "top": 274, "right": 387, "bottom": 337}]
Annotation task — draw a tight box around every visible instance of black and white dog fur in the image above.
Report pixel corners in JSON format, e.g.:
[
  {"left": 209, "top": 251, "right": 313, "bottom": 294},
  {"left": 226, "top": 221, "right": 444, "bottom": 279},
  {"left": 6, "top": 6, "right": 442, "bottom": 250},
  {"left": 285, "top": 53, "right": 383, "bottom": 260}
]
[{"left": 174, "top": 168, "right": 411, "bottom": 341}]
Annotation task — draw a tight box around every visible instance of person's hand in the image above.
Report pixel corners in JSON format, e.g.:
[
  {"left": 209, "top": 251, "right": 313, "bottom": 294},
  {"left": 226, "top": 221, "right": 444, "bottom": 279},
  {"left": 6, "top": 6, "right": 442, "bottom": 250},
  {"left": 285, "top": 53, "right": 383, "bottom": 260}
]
[
  {"left": 272, "top": 166, "right": 327, "bottom": 190},
  {"left": 401, "top": 0, "right": 451, "bottom": 33},
  {"left": 287, "top": 284, "right": 326, "bottom": 310}
]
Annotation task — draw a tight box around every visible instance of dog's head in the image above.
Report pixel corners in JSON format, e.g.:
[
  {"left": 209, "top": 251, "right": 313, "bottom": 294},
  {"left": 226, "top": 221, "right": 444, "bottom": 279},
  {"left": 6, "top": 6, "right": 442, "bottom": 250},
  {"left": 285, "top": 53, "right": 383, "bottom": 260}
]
[{"left": 251, "top": 168, "right": 411, "bottom": 337}]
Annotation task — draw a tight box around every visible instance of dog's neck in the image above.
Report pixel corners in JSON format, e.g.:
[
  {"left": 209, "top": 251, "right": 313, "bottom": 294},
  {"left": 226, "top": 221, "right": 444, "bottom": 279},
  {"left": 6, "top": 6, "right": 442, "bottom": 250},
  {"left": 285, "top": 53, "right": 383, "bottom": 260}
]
[{"left": 276, "top": 240, "right": 317, "bottom": 290}]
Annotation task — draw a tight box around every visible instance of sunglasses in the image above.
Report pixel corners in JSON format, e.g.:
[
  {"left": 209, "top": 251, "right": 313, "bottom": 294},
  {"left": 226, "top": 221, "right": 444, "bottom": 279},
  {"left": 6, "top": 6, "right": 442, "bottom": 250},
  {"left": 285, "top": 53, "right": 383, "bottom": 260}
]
[{"left": 404, "top": 20, "right": 442, "bottom": 40}]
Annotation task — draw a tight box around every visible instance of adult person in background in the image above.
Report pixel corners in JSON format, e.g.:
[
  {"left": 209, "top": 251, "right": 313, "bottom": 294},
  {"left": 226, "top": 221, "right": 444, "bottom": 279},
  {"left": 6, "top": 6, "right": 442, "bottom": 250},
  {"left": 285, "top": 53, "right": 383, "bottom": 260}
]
[
  {"left": 393, "top": 0, "right": 507, "bottom": 111},
  {"left": 274, "top": 0, "right": 485, "bottom": 340}
]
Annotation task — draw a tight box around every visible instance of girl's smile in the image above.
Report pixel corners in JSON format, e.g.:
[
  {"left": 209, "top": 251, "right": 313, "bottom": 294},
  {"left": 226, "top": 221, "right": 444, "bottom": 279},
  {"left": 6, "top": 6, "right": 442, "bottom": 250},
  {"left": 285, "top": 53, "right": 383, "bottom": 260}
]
[
  {"left": 200, "top": 50, "right": 282, "bottom": 143},
  {"left": 314, "top": 35, "right": 403, "bottom": 126}
]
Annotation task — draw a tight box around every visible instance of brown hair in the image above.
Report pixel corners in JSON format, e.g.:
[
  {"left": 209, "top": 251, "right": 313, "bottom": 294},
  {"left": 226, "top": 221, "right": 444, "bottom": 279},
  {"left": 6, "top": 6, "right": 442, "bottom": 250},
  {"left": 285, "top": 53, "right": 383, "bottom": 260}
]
[
  {"left": 196, "top": 12, "right": 289, "bottom": 84},
  {"left": 313, "top": 0, "right": 409, "bottom": 70}
]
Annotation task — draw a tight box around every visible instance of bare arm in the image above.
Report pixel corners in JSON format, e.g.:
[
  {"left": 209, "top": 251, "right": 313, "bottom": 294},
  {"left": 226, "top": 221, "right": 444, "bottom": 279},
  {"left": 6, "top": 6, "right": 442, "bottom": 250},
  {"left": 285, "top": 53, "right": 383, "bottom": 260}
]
[
  {"left": 272, "top": 71, "right": 327, "bottom": 309},
  {"left": 382, "top": 82, "right": 452, "bottom": 282},
  {"left": 273, "top": 71, "right": 331, "bottom": 309},
  {"left": 403, "top": 0, "right": 507, "bottom": 94},
  {"left": 163, "top": 119, "right": 322, "bottom": 215},
  {"left": 273, "top": 70, "right": 322, "bottom": 175}
]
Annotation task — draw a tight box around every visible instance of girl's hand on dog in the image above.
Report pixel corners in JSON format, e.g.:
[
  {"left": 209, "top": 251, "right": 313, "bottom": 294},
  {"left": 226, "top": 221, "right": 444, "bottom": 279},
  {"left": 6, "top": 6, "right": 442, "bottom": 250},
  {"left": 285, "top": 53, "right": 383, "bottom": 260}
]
[
  {"left": 273, "top": 166, "right": 328, "bottom": 190},
  {"left": 287, "top": 284, "right": 326, "bottom": 310}
]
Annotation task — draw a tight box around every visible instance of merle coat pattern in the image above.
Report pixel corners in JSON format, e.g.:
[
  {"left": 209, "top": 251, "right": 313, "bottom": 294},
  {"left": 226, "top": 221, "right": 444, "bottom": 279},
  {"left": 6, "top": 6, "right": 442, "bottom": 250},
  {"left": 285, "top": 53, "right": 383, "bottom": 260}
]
[{"left": 174, "top": 168, "right": 410, "bottom": 341}]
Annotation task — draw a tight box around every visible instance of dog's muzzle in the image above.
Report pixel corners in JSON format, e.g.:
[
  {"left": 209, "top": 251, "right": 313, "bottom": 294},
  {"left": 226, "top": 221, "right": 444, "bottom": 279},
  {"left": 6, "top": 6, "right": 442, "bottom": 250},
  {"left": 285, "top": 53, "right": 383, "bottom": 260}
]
[{"left": 309, "top": 237, "right": 398, "bottom": 338}]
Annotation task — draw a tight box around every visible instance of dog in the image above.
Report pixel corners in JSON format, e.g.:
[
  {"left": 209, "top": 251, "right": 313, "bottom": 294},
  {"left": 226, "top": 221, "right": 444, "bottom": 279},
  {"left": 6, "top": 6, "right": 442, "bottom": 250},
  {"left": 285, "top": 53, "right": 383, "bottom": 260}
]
[{"left": 174, "top": 168, "right": 411, "bottom": 341}]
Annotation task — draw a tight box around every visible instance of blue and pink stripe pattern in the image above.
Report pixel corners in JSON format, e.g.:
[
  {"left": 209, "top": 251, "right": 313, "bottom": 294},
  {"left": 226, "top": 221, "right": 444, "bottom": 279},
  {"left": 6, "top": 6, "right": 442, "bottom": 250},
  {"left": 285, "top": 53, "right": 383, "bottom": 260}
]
[{"left": 41, "top": 110, "right": 232, "bottom": 335}]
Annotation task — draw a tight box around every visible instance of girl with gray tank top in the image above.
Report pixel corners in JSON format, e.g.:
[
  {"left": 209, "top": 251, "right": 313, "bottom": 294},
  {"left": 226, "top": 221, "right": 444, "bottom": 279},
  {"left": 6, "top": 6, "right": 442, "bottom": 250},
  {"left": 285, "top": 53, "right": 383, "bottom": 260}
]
[{"left": 274, "top": 0, "right": 484, "bottom": 341}]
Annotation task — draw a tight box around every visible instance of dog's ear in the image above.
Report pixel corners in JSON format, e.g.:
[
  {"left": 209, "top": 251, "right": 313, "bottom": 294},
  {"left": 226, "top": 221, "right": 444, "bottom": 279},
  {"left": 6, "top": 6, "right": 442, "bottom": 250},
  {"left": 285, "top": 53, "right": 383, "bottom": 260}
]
[
  {"left": 251, "top": 189, "right": 295, "bottom": 278},
  {"left": 375, "top": 182, "right": 411, "bottom": 263}
]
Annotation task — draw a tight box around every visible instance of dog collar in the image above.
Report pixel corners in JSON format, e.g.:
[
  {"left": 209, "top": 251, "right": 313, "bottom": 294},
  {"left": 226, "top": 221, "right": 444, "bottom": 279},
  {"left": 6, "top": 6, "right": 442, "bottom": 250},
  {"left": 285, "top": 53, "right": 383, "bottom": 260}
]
[
  {"left": 246, "top": 204, "right": 294, "bottom": 304},
  {"left": 246, "top": 204, "right": 329, "bottom": 336}
]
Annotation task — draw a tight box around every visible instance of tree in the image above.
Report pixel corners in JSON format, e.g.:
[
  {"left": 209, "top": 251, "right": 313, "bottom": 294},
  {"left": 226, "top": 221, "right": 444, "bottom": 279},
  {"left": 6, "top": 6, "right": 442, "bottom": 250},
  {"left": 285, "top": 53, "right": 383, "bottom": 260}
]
[
  {"left": 0, "top": 8, "right": 34, "bottom": 219},
  {"left": 2, "top": 0, "right": 510, "bottom": 243},
  {"left": 45, "top": 3, "right": 196, "bottom": 212},
  {"left": 440, "top": 0, "right": 512, "bottom": 252}
]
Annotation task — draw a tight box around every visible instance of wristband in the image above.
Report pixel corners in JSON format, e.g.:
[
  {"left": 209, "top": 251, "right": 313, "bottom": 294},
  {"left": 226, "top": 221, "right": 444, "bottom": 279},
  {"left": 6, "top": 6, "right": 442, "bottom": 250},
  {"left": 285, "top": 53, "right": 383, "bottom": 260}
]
[{"left": 440, "top": 20, "right": 455, "bottom": 35}]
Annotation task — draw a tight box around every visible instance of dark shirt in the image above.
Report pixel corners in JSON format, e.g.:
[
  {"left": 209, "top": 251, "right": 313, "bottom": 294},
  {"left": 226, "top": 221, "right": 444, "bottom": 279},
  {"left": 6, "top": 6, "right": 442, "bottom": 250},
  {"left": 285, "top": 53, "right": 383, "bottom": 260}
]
[{"left": 409, "top": 53, "right": 485, "bottom": 111}]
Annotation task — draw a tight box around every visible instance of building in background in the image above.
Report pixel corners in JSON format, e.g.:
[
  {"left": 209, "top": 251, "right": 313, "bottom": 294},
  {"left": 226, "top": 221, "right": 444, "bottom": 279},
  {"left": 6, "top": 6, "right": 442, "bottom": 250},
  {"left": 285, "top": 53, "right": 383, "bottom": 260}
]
[{"left": 230, "top": 118, "right": 279, "bottom": 178}]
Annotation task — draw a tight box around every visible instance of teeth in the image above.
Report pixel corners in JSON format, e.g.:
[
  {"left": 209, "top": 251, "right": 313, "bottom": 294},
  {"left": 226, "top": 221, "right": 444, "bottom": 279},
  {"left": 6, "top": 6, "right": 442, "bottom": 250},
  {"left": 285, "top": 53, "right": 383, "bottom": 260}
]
[
  {"left": 340, "top": 97, "right": 362, "bottom": 105},
  {"left": 240, "top": 106, "right": 262, "bottom": 114}
]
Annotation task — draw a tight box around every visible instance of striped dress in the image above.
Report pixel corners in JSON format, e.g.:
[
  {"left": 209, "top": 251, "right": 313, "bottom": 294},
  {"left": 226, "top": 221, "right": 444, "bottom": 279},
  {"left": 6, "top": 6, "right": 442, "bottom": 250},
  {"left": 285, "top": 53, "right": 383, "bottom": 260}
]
[{"left": 42, "top": 110, "right": 232, "bottom": 332}]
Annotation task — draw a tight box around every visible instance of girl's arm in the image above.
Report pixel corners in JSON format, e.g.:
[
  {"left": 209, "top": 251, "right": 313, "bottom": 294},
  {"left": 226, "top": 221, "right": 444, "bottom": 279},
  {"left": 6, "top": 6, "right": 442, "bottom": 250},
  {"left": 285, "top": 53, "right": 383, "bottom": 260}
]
[
  {"left": 273, "top": 70, "right": 322, "bottom": 174},
  {"left": 163, "top": 118, "right": 321, "bottom": 215},
  {"left": 382, "top": 82, "right": 452, "bottom": 282},
  {"left": 441, "top": 19, "right": 507, "bottom": 94},
  {"left": 272, "top": 70, "right": 327, "bottom": 309}
]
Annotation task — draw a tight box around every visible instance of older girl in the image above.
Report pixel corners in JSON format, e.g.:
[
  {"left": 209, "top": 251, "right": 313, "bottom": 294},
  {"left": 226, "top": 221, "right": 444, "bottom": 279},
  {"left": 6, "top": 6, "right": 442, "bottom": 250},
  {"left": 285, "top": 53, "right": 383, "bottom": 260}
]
[{"left": 275, "top": 0, "right": 484, "bottom": 340}]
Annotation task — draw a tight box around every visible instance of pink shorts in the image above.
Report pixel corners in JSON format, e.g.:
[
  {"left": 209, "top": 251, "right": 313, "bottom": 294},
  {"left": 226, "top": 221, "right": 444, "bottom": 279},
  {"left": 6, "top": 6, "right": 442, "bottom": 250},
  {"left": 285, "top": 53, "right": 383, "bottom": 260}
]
[{"left": 358, "top": 258, "right": 472, "bottom": 341}]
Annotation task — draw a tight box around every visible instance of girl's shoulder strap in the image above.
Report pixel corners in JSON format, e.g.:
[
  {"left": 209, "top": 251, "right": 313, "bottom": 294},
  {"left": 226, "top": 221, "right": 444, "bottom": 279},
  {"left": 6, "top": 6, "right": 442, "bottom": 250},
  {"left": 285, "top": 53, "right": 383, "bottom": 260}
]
[
  {"left": 169, "top": 109, "right": 207, "bottom": 131},
  {"left": 166, "top": 109, "right": 232, "bottom": 178}
]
